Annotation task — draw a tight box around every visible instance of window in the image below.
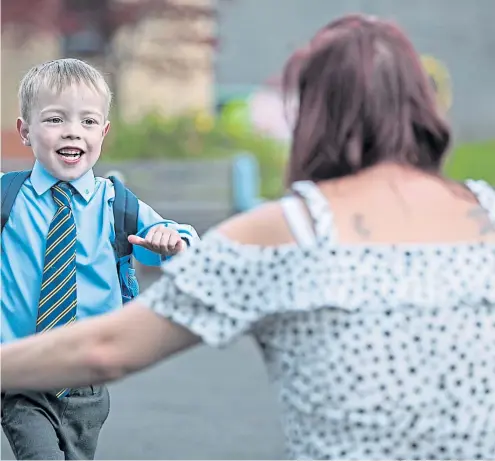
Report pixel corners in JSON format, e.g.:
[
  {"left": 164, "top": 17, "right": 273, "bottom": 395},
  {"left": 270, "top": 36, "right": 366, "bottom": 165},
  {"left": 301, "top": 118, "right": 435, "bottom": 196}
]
[{"left": 61, "top": 0, "right": 108, "bottom": 57}]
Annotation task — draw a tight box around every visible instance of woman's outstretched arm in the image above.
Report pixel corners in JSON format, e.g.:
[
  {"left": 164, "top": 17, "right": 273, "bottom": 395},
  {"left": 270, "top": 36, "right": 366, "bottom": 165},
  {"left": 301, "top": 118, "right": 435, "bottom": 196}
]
[
  {"left": 1, "top": 201, "right": 288, "bottom": 393},
  {"left": 1, "top": 302, "right": 200, "bottom": 392}
]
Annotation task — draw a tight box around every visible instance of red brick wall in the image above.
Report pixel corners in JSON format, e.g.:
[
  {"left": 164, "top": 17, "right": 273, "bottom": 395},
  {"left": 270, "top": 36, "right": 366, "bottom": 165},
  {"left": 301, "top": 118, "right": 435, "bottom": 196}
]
[{"left": 2, "top": 129, "right": 32, "bottom": 160}]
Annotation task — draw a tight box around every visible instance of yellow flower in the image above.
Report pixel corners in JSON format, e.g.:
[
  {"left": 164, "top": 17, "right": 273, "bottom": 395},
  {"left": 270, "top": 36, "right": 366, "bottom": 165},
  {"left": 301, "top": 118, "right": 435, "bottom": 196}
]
[
  {"left": 194, "top": 111, "right": 214, "bottom": 133},
  {"left": 421, "top": 55, "right": 453, "bottom": 111}
]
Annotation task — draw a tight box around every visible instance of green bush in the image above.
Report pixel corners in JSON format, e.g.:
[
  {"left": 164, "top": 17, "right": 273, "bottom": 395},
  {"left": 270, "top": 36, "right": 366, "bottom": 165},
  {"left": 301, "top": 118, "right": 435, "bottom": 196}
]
[
  {"left": 445, "top": 140, "right": 495, "bottom": 185},
  {"left": 104, "top": 111, "right": 287, "bottom": 199}
]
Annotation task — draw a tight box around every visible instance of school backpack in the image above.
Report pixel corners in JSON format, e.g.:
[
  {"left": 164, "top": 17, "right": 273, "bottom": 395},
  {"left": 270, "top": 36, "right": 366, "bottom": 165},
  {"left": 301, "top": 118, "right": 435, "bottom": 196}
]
[{"left": 0, "top": 170, "right": 139, "bottom": 304}]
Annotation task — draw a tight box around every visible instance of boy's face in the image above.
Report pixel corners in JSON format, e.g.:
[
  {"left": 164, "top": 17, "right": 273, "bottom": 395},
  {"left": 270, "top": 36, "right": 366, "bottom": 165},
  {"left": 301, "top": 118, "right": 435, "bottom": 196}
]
[{"left": 17, "top": 83, "right": 110, "bottom": 182}]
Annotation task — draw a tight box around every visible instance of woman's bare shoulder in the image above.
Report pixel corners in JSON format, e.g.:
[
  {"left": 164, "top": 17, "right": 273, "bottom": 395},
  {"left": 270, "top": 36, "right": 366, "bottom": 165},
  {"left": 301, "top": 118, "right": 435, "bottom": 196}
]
[{"left": 216, "top": 200, "right": 296, "bottom": 246}]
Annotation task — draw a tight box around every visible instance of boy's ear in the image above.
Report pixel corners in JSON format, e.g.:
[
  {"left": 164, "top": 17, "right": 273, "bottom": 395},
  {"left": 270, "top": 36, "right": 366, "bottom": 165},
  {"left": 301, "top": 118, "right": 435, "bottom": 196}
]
[
  {"left": 17, "top": 118, "right": 31, "bottom": 146},
  {"left": 103, "top": 121, "right": 111, "bottom": 137}
]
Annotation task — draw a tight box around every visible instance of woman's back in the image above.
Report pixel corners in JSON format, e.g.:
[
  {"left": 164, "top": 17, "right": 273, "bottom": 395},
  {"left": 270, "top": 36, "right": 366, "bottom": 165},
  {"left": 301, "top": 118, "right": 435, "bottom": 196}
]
[
  {"left": 317, "top": 165, "right": 494, "bottom": 245},
  {"left": 248, "top": 167, "right": 495, "bottom": 459},
  {"left": 146, "top": 166, "right": 495, "bottom": 459},
  {"left": 248, "top": 165, "right": 495, "bottom": 247}
]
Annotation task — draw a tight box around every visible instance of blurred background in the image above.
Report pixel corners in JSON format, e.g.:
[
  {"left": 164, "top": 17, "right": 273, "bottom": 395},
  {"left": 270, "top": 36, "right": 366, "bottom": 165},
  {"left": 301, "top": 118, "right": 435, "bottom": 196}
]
[{"left": 1, "top": 1, "right": 494, "bottom": 459}]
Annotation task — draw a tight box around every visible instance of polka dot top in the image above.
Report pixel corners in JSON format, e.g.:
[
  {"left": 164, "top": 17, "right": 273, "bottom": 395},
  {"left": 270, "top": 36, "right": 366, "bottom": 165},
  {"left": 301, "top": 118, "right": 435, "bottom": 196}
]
[{"left": 140, "top": 179, "right": 495, "bottom": 460}]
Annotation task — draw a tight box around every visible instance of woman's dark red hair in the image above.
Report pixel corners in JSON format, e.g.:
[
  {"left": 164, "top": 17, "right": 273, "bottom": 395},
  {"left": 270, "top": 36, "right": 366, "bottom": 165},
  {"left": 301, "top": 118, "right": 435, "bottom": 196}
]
[{"left": 284, "top": 14, "right": 451, "bottom": 184}]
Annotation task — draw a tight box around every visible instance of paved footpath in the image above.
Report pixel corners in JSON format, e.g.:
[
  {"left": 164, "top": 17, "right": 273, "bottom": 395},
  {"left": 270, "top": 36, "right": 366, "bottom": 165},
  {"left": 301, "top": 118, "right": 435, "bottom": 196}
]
[{"left": 1, "top": 337, "right": 286, "bottom": 460}]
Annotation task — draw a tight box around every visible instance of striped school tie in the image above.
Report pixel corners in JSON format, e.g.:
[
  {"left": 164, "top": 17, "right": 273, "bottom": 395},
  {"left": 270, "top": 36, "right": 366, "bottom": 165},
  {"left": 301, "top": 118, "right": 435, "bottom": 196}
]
[{"left": 36, "top": 182, "right": 77, "bottom": 398}]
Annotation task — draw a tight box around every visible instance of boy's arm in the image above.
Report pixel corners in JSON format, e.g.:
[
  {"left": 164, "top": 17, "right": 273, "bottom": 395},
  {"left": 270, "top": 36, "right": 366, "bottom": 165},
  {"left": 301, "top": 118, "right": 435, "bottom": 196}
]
[{"left": 131, "top": 200, "right": 200, "bottom": 266}]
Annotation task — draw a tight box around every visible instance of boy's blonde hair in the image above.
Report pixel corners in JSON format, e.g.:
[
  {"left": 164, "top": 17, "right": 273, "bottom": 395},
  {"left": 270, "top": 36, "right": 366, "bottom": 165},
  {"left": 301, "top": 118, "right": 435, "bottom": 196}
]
[{"left": 19, "top": 58, "right": 112, "bottom": 122}]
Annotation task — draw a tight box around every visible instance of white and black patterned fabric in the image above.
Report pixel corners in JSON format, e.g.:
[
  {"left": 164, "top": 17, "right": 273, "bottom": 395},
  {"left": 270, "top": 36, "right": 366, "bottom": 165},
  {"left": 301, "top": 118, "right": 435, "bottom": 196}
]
[{"left": 140, "top": 179, "right": 495, "bottom": 460}]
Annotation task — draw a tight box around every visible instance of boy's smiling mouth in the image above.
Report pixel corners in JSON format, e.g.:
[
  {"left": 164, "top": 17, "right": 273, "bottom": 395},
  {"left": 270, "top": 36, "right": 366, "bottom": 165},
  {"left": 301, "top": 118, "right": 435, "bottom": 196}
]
[{"left": 57, "top": 148, "right": 84, "bottom": 164}]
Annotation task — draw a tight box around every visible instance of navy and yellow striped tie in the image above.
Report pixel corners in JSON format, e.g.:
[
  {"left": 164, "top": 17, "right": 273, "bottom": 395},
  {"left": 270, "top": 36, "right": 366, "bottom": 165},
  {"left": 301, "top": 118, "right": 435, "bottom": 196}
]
[{"left": 37, "top": 182, "right": 77, "bottom": 398}]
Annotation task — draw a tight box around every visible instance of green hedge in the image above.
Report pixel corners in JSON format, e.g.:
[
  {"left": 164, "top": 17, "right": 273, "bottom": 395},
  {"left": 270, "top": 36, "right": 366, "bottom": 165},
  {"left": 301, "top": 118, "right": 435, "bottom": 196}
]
[
  {"left": 104, "top": 112, "right": 287, "bottom": 199},
  {"left": 444, "top": 140, "right": 495, "bottom": 185},
  {"left": 104, "top": 112, "right": 494, "bottom": 199}
]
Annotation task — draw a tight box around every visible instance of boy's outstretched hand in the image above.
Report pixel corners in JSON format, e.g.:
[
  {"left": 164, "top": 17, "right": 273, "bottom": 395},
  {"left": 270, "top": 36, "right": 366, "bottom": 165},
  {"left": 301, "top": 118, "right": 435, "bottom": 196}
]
[{"left": 128, "top": 225, "right": 186, "bottom": 257}]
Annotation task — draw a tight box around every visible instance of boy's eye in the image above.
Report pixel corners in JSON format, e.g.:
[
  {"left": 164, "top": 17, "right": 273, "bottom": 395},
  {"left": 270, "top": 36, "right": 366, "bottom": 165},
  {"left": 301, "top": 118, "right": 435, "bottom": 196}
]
[
  {"left": 47, "top": 117, "right": 63, "bottom": 123},
  {"left": 83, "top": 119, "right": 98, "bottom": 126}
]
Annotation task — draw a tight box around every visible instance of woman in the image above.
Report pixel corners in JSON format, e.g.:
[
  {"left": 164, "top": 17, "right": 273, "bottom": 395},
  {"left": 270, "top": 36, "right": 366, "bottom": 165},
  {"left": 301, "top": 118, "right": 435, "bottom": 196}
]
[{"left": 2, "top": 14, "right": 495, "bottom": 460}]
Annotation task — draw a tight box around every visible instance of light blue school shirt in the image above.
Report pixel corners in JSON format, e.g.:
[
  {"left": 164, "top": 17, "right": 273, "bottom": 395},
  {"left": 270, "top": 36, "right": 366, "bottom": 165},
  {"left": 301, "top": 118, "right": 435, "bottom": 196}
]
[{"left": 1, "top": 161, "right": 198, "bottom": 343}]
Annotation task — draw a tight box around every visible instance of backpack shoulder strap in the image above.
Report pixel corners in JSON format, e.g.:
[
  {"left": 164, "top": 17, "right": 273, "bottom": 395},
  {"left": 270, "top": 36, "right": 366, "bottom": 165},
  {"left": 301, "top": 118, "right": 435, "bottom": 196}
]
[
  {"left": 1, "top": 170, "right": 32, "bottom": 233},
  {"left": 109, "top": 175, "right": 139, "bottom": 258}
]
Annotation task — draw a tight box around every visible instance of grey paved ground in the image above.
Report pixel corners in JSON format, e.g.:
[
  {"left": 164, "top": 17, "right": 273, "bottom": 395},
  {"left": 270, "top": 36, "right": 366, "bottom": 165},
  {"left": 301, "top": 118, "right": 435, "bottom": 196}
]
[{"left": 1, "top": 334, "right": 285, "bottom": 460}]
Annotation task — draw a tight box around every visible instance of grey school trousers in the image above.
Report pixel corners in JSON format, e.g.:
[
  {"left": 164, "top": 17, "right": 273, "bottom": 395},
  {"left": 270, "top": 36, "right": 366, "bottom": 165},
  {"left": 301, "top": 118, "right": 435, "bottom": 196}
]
[{"left": 1, "top": 385, "right": 110, "bottom": 460}]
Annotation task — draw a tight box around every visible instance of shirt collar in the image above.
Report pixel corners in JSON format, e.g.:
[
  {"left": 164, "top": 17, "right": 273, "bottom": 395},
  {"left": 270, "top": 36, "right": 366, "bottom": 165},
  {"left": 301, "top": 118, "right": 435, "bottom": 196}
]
[{"left": 31, "top": 161, "right": 96, "bottom": 203}]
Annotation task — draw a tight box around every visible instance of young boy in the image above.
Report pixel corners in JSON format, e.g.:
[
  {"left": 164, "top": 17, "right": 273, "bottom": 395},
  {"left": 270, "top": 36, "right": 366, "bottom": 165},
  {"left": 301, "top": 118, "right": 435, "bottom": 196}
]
[{"left": 0, "top": 58, "right": 199, "bottom": 460}]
